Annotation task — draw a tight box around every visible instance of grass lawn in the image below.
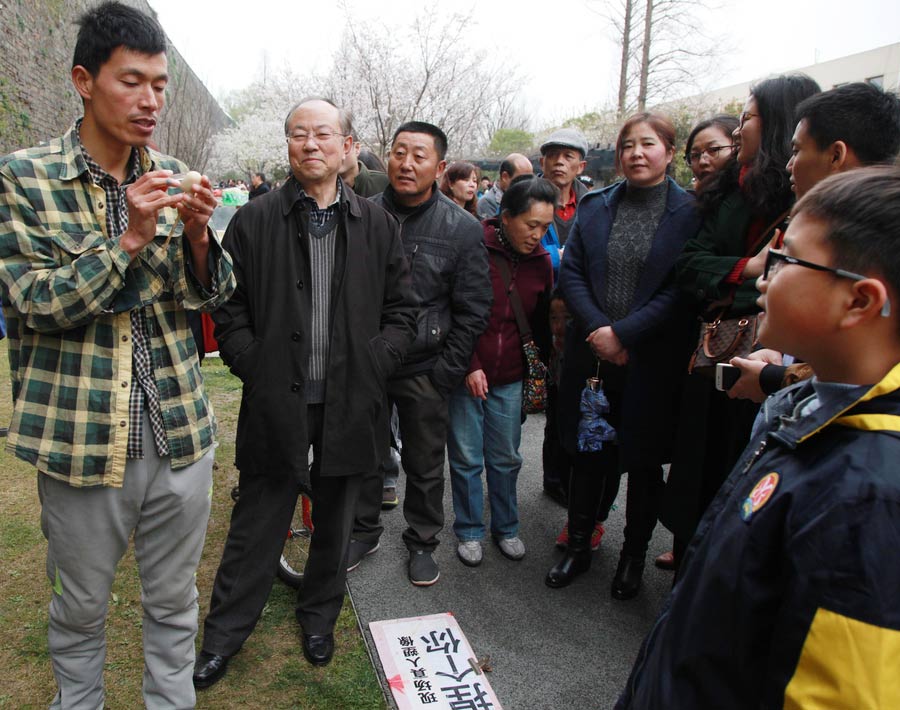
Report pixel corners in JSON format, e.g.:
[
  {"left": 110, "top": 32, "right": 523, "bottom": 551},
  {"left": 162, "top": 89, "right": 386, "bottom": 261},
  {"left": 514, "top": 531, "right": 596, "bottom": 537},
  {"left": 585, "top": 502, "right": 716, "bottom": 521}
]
[{"left": 0, "top": 340, "right": 386, "bottom": 709}]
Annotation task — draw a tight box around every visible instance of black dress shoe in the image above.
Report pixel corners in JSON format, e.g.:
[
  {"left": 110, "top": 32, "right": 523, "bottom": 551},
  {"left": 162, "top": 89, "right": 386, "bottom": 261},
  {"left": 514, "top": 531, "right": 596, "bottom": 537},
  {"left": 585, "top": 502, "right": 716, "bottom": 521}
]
[
  {"left": 611, "top": 553, "right": 645, "bottom": 600},
  {"left": 545, "top": 550, "right": 591, "bottom": 588},
  {"left": 302, "top": 632, "right": 335, "bottom": 666},
  {"left": 193, "top": 650, "right": 230, "bottom": 689}
]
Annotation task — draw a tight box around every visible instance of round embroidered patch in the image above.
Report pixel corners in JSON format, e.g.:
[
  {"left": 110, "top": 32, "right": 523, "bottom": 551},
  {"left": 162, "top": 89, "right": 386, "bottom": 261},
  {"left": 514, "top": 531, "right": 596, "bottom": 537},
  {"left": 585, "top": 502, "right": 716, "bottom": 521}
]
[{"left": 740, "top": 472, "right": 780, "bottom": 522}]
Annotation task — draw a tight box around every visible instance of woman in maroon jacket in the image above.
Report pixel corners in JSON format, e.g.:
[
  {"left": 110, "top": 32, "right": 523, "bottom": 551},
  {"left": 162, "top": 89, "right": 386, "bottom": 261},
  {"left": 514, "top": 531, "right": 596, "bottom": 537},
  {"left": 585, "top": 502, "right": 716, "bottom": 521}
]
[{"left": 448, "top": 175, "right": 556, "bottom": 567}]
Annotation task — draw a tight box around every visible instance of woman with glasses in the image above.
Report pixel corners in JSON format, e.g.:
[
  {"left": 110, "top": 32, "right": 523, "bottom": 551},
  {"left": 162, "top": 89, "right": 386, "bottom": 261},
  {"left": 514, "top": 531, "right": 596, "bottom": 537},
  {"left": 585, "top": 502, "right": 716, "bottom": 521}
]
[
  {"left": 660, "top": 74, "right": 821, "bottom": 574},
  {"left": 651, "top": 114, "right": 740, "bottom": 571},
  {"left": 544, "top": 113, "right": 701, "bottom": 599},
  {"left": 683, "top": 115, "right": 738, "bottom": 188}
]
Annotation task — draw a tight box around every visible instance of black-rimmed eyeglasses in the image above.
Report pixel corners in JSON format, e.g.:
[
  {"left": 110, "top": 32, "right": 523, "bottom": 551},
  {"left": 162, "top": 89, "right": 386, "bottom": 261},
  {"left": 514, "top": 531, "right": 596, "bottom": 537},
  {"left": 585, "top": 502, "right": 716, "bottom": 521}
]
[
  {"left": 764, "top": 249, "right": 891, "bottom": 317},
  {"left": 684, "top": 145, "right": 736, "bottom": 166}
]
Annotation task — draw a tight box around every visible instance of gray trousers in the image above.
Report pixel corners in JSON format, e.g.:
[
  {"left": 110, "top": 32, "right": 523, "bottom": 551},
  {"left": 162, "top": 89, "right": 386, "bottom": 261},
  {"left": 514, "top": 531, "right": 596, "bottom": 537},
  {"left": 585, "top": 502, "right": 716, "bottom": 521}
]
[{"left": 38, "top": 411, "right": 214, "bottom": 710}]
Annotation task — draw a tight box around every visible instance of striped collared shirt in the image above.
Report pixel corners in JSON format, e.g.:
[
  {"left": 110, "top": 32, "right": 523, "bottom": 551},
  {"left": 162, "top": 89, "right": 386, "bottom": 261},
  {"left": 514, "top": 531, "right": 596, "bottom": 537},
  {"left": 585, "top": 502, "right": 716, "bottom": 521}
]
[
  {"left": 296, "top": 180, "right": 342, "bottom": 404},
  {"left": 78, "top": 127, "right": 168, "bottom": 459},
  {"left": 0, "top": 122, "right": 236, "bottom": 487},
  {"left": 296, "top": 179, "right": 342, "bottom": 226}
]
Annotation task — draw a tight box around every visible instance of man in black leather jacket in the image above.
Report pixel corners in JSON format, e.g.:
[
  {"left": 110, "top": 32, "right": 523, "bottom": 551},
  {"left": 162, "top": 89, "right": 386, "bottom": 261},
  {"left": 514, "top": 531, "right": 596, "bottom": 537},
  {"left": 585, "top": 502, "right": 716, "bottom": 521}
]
[{"left": 348, "top": 121, "right": 492, "bottom": 586}]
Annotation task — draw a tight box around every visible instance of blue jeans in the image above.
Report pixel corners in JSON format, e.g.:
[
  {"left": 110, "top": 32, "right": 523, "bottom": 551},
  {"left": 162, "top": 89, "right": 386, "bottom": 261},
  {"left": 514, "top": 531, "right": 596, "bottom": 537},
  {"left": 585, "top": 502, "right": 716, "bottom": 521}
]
[{"left": 448, "top": 381, "right": 523, "bottom": 541}]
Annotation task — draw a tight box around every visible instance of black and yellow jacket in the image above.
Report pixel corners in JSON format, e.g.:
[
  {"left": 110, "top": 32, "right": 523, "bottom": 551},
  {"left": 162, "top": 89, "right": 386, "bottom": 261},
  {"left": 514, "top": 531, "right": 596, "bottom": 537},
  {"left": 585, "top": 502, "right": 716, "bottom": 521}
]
[{"left": 617, "top": 363, "right": 900, "bottom": 709}]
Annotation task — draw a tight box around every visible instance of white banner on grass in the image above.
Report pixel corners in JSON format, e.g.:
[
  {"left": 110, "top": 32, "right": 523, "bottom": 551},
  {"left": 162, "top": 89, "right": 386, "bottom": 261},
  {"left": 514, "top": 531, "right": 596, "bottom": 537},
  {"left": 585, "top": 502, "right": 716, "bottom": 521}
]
[{"left": 369, "top": 612, "right": 503, "bottom": 709}]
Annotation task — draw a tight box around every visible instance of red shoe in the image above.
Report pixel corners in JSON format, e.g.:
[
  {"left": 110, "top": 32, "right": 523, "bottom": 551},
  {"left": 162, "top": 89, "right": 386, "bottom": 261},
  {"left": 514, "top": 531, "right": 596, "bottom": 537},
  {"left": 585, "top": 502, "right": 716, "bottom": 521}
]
[
  {"left": 654, "top": 550, "right": 676, "bottom": 570},
  {"left": 555, "top": 522, "right": 569, "bottom": 549},
  {"left": 556, "top": 522, "right": 605, "bottom": 551},
  {"left": 590, "top": 523, "right": 605, "bottom": 550}
]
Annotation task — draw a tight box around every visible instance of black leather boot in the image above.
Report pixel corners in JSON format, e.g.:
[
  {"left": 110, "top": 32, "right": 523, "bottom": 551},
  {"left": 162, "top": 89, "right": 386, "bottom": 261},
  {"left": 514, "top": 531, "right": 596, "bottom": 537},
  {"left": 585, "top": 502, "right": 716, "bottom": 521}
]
[
  {"left": 545, "top": 514, "right": 593, "bottom": 588},
  {"left": 611, "top": 552, "right": 645, "bottom": 600}
]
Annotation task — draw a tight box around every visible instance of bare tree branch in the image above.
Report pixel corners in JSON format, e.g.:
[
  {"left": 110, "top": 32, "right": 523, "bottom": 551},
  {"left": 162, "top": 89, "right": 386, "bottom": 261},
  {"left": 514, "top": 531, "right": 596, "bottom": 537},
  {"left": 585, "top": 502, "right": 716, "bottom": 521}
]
[
  {"left": 156, "top": 54, "right": 228, "bottom": 173},
  {"left": 208, "top": 6, "right": 529, "bottom": 177},
  {"left": 320, "top": 8, "right": 527, "bottom": 157},
  {"left": 591, "top": 0, "right": 723, "bottom": 114}
]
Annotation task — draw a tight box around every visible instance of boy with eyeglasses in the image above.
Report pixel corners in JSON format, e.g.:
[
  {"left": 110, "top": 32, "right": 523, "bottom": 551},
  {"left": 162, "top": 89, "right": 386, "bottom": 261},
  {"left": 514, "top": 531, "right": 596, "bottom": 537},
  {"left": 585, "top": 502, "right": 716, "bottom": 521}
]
[{"left": 618, "top": 166, "right": 900, "bottom": 709}]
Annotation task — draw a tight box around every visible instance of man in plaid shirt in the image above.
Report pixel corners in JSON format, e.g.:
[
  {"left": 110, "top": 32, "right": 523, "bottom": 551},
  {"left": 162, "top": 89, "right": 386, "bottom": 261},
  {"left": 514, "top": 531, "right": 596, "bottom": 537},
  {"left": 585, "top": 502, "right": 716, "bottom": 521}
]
[{"left": 0, "top": 3, "right": 235, "bottom": 707}]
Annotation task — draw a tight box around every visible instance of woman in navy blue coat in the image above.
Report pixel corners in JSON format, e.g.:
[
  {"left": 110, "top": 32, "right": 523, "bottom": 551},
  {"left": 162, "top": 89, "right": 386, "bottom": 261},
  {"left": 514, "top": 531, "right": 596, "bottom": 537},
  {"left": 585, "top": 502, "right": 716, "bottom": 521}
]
[{"left": 545, "top": 113, "right": 701, "bottom": 598}]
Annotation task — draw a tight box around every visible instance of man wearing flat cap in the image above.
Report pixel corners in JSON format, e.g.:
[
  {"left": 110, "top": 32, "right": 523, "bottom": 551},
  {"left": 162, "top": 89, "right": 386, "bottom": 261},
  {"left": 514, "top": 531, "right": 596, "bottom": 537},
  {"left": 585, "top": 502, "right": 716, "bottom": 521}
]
[
  {"left": 540, "top": 128, "right": 589, "bottom": 247},
  {"left": 538, "top": 127, "right": 592, "bottom": 527}
]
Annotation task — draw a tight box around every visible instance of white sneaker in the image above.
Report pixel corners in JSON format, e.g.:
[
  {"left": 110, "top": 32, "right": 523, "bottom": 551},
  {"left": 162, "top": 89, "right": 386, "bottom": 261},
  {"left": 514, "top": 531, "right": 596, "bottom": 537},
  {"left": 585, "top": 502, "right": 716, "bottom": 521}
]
[
  {"left": 457, "top": 540, "right": 483, "bottom": 567},
  {"left": 495, "top": 536, "right": 526, "bottom": 561}
]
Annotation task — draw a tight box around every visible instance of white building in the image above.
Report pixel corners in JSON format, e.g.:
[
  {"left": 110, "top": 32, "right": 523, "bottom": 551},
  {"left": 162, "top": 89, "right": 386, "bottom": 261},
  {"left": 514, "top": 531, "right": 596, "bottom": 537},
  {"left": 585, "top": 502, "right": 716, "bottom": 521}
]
[{"left": 682, "top": 42, "right": 900, "bottom": 109}]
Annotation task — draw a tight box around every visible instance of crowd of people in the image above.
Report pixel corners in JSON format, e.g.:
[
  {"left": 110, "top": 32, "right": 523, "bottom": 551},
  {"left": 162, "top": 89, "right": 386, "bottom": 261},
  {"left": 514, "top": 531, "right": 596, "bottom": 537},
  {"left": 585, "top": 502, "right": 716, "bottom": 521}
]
[{"left": 2, "top": 2, "right": 900, "bottom": 708}]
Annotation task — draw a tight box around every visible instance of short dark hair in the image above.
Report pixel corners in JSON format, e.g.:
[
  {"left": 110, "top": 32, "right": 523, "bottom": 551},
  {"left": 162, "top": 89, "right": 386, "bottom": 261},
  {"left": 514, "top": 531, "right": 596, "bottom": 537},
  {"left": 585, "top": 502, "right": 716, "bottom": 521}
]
[
  {"left": 283, "top": 96, "right": 352, "bottom": 136},
  {"left": 795, "top": 83, "right": 900, "bottom": 165},
  {"left": 73, "top": 1, "right": 167, "bottom": 76},
  {"left": 500, "top": 174, "right": 560, "bottom": 217},
  {"left": 499, "top": 157, "right": 516, "bottom": 178},
  {"left": 793, "top": 166, "right": 900, "bottom": 318},
  {"left": 254, "top": 172, "right": 266, "bottom": 182},
  {"left": 359, "top": 149, "right": 387, "bottom": 173},
  {"left": 391, "top": 121, "right": 448, "bottom": 160}
]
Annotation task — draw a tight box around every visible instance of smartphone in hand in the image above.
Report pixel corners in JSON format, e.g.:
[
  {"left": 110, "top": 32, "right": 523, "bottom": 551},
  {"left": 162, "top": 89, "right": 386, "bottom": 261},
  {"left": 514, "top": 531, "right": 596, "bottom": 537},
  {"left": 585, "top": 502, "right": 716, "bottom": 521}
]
[{"left": 715, "top": 363, "right": 741, "bottom": 392}]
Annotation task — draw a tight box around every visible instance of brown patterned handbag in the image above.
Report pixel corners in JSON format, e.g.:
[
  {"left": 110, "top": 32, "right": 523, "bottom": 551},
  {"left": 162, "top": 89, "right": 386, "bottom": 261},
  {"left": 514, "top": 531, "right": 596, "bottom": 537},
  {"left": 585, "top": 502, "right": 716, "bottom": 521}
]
[
  {"left": 687, "top": 210, "right": 788, "bottom": 376},
  {"left": 688, "top": 314, "right": 759, "bottom": 375}
]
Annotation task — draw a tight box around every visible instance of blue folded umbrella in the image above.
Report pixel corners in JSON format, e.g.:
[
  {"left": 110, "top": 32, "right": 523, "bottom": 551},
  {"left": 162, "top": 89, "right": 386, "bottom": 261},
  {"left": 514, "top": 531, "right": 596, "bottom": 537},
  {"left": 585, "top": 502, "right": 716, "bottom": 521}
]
[{"left": 577, "top": 378, "right": 617, "bottom": 452}]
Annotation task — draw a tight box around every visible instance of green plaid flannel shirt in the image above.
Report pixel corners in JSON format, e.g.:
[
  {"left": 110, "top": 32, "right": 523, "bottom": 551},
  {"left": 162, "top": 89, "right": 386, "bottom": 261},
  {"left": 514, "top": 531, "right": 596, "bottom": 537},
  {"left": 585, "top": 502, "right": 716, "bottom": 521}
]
[{"left": 0, "top": 124, "right": 236, "bottom": 487}]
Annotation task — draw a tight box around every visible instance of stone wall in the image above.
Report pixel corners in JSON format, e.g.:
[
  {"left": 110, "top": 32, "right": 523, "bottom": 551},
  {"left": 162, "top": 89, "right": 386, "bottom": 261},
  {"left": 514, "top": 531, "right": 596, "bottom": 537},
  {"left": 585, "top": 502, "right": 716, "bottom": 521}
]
[{"left": 0, "top": 0, "right": 229, "bottom": 166}]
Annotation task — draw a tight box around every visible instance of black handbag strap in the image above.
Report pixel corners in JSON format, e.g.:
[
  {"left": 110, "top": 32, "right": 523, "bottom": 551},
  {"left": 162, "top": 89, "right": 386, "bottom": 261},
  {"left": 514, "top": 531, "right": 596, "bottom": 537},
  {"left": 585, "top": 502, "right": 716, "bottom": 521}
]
[{"left": 490, "top": 251, "right": 532, "bottom": 343}]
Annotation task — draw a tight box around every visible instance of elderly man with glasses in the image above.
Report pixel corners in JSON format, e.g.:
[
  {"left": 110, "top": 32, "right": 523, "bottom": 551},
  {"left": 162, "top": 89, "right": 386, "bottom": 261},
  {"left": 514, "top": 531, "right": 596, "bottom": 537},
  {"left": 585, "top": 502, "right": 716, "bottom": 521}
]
[{"left": 193, "top": 97, "right": 416, "bottom": 688}]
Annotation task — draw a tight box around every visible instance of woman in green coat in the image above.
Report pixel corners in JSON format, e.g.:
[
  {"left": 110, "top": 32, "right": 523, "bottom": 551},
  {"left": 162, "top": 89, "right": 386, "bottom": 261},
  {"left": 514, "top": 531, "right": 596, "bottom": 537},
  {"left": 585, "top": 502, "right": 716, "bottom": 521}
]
[{"left": 660, "top": 74, "right": 821, "bottom": 570}]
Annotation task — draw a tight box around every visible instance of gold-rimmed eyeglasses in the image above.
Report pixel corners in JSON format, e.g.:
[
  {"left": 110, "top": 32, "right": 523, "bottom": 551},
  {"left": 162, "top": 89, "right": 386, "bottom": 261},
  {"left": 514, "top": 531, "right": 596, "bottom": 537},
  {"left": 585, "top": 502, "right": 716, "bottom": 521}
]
[
  {"left": 738, "top": 111, "right": 759, "bottom": 129},
  {"left": 286, "top": 129, "right": 344, "bottom": 144}
]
